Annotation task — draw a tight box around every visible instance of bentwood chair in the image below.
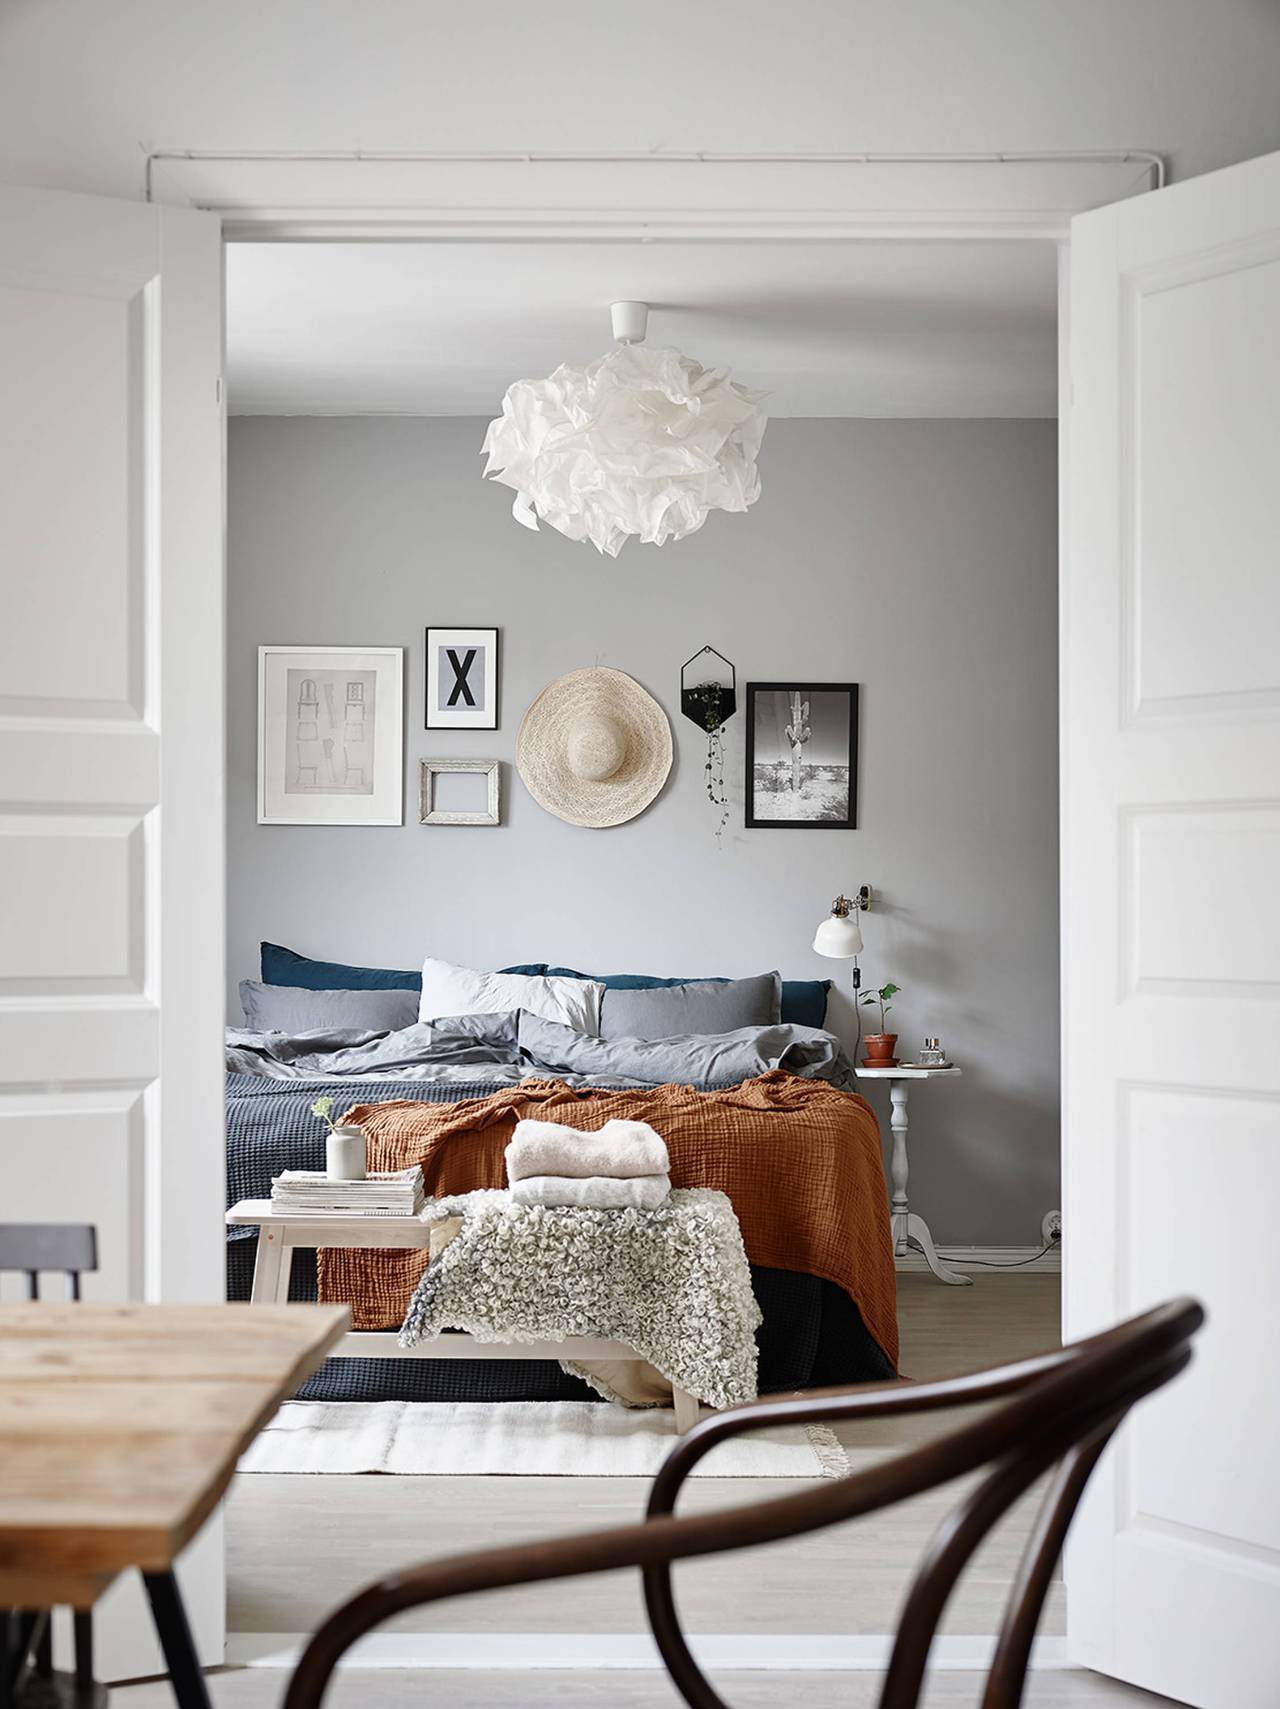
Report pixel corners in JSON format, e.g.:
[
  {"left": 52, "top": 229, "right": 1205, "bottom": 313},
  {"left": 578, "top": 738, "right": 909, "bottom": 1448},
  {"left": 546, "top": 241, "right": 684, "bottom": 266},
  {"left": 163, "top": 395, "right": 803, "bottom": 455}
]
[
  {"left": 1, "top": 1223, "right": 101, "bottom": 1706},
  {"left": 282, "top": 1296, "right": 1203, "bottom": 1709}
]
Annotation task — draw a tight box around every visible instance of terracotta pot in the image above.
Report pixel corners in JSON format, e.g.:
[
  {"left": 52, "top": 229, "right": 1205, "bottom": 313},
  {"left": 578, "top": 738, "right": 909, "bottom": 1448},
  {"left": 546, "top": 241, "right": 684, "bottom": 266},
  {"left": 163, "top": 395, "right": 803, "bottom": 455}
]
[{"left": 862, "top": 1032, "right": 899, "bottom": 1067}]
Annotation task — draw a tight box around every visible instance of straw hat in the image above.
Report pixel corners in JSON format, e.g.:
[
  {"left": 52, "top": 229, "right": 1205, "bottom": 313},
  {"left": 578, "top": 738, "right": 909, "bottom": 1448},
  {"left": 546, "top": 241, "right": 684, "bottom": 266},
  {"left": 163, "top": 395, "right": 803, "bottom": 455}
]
[{"left": 516, "top": 667, "right": 673, "bottom": 828}]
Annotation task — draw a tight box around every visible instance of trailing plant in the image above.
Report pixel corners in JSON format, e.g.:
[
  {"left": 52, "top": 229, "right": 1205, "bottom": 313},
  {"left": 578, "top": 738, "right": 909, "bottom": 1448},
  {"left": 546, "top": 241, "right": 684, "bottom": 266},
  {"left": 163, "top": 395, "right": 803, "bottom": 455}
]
[
  {"left": 688, "top": 679, "right": 730, "bottom": 846},
  {"left": 859, "top": 981, "right": 901, "bottom": 1034}
]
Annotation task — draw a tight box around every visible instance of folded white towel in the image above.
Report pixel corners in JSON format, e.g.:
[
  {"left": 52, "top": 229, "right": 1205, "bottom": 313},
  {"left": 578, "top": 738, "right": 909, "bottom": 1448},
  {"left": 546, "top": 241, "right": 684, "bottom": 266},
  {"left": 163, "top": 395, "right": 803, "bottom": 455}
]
[
  {"left": 505, "top": 1116, "right": 669, "bottom": 1183},
  {"left": 510, "top": 1173, "right": 672, "bottom": 1211}
]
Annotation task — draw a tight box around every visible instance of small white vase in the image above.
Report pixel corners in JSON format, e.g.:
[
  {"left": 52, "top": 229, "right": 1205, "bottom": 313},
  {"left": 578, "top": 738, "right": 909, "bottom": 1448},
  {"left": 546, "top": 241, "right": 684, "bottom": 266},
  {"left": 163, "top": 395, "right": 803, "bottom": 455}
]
[{"left": 326, "top": 1124, "right": 367, "bottom": 1182}]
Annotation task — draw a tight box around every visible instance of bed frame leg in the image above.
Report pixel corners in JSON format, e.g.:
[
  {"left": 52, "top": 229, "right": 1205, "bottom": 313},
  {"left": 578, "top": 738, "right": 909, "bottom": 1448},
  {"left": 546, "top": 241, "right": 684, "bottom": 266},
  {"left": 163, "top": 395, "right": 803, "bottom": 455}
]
[{"left": 672, "top": 1387, "right": 700, "bottom": 1434}]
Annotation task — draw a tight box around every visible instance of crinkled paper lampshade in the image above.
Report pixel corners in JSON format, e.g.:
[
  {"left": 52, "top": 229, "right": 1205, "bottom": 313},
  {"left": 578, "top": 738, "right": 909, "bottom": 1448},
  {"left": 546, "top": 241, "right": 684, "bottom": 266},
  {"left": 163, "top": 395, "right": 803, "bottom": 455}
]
[{"left": 480, "top": 310, "right": 767, "bottom": 559}]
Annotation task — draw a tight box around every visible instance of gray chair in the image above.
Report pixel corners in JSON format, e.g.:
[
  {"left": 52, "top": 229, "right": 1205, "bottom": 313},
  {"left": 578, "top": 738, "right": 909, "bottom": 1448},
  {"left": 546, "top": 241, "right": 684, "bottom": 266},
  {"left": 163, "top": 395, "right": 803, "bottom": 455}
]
[
  {"left": 1, "top": 1224, "right": 101, "bottom": 1706},
  {"left": 0, "top": 1222, "right": 98, "bottom": 1300}
]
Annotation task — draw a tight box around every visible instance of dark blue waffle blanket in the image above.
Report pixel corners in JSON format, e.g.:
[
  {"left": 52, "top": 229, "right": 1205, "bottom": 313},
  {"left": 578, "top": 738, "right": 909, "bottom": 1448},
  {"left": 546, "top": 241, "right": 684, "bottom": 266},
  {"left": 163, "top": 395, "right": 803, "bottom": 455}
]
[{"left": 226, "top": 1073, "right": 894, "bottom": 1401}]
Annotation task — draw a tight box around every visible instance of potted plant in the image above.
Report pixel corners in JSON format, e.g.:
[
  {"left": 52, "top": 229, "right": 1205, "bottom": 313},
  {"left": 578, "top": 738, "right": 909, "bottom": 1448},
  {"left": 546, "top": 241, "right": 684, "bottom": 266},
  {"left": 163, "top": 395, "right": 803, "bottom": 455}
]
[{"left": 859, "top": 981, "right": 901, "bottom": 1066}]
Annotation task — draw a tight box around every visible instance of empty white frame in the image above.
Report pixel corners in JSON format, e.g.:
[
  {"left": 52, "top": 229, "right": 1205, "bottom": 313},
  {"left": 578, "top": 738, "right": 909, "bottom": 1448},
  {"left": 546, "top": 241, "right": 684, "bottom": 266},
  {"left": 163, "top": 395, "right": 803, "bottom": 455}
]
[
  {"left": 259, "top": 645, "right": 404, "bottom": 825},
  {"left": 420, "top": 758, "right": 501, "bottom": 826}
]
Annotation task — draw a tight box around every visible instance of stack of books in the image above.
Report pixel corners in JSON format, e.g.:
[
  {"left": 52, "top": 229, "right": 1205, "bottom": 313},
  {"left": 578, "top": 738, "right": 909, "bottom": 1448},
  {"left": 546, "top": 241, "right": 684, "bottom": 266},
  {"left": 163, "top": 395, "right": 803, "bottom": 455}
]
[{"left": 269, "top": 1167, "right": 425, "bottom": 1217}]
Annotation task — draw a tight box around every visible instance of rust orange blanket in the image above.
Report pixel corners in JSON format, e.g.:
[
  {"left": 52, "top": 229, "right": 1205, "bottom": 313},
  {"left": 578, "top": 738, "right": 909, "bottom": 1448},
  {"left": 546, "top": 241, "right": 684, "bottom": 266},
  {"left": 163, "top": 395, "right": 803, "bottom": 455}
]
[{"left": 322, "top": 1070, "right": 898, "bottom": 1370}]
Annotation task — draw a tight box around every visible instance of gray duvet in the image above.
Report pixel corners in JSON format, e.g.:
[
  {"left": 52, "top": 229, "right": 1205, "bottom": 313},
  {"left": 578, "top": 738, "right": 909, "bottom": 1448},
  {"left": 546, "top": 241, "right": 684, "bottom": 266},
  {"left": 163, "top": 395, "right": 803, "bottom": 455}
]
[{"left": 224, "top": 1008, "right": 856, "bottom": 1092}]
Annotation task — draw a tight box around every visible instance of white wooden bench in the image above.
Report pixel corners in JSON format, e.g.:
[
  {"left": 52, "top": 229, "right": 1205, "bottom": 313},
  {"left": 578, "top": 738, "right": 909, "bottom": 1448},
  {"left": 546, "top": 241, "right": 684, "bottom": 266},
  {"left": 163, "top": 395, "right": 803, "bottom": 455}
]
[{"left": 226, "top": 1199, "right": 702, "bottom": 1433}]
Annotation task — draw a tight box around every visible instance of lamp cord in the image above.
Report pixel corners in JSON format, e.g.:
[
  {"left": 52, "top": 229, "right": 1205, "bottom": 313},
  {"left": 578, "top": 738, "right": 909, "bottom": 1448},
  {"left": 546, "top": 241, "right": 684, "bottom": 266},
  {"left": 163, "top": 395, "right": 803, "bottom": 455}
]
[{"left": 959, "top": 1239, "right": 1059, "bottom": 1269}]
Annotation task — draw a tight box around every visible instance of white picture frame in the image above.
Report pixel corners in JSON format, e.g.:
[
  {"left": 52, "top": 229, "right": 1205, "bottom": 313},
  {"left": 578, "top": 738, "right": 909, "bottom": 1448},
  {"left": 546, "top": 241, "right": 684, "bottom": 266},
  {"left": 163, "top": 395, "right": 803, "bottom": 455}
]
[
  {"left": 258, "top": 645, "right": 404, "bottom": 826},
  {"left": 425, "top": 625, "right": 499, "bottom": 730},
  {"left": 419, "top": 758, "right": 501, "bottom": 826}
]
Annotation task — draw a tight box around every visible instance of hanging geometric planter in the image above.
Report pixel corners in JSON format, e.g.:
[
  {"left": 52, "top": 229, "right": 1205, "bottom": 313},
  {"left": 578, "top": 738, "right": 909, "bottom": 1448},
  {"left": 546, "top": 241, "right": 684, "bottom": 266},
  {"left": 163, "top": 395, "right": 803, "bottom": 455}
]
[{"left": 680, "top": 646, "right": 737, "bottom": 844}]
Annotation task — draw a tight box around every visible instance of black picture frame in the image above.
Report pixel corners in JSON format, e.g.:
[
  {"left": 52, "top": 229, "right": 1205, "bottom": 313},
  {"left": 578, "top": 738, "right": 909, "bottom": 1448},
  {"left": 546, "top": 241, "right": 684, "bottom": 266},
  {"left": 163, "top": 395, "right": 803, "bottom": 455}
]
[
  {"left": 424, "top": 626, "right": 500, "bottom": 731},
  {"left": 744, "top": 682, "right": 859, "bottom": 829}
]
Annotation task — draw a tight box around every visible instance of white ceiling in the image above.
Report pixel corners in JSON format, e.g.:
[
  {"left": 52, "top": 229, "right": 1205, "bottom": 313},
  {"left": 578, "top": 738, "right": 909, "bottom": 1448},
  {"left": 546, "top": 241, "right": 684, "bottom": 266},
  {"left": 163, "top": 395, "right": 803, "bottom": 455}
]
[
  {"left": 9, "top": 0, "right": 1277, "bottom": 420},
  {"left": 225, "top": 240, "right": 1059, "bottom": 418}
]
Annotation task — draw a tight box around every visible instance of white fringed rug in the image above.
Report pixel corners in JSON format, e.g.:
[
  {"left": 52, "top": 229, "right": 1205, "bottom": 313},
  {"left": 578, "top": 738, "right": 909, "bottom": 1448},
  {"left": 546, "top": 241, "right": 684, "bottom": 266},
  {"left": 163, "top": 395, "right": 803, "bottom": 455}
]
[{"left": 238, "top": 1401, "right": 851, "bottom": 1479}]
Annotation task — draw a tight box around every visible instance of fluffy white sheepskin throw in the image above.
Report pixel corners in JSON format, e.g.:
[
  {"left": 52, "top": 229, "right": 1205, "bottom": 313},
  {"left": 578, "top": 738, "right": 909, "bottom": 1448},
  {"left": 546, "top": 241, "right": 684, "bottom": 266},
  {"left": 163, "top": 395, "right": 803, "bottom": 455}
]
[{"left": 399, "top": 1188, "right": 761, "bottom": 1409}]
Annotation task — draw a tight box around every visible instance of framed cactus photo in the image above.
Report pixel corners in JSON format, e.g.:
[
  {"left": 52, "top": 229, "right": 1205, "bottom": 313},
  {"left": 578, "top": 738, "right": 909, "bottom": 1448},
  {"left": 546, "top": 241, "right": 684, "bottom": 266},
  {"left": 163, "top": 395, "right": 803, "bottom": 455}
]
[{"left": 745, "top": 682, "right": 858, "bottom": 829}]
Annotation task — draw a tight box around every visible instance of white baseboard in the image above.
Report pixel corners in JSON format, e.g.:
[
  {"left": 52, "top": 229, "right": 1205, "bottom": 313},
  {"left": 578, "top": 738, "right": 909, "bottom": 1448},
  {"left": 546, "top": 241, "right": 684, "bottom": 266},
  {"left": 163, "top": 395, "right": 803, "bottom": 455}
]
[
  {"left": 226, "top": 1632, "right": 1070, "bottom": 1672},
  {"left": 895, "top": 1244, "right": 1061, "bottom": 1274}
]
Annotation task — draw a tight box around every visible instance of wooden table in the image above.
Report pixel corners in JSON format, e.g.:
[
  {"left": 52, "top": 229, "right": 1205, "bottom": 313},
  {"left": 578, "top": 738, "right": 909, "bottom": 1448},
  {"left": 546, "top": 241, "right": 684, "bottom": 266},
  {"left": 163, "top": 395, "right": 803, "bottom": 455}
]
[
  {"left": 0, "top": 1301, "right": 347, "bottom": 1705},
  {"left": 854, "top": 1065, "right": 971, "bottom": 1286},
  {"left": 228, "top": 1200, "right": 703, "bottom": 1433}
]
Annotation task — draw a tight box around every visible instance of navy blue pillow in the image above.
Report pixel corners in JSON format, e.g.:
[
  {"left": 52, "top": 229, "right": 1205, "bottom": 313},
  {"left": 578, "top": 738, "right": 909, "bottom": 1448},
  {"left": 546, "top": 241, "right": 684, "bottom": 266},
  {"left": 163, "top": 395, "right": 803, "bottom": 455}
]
[
  {"left": 780, "top": 979, "right": 831, "bottom": 1029},
  {"left": 545, "top": 966, "right": 830, "bottom": 1030},
  {"left": 259, "top": 943, "right": 548, "bottom": 992}
]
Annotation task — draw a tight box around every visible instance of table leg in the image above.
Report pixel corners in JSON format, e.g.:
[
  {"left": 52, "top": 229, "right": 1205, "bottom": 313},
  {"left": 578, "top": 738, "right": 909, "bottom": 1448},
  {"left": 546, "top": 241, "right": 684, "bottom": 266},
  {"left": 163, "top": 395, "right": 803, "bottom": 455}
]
[
  {"left": 276, "top": 1241, "right": 294, "bottom": 1304},
  {"left": 73, "top": 1612, "right": 94, "bottom": 1690},
  {"left": 32, "top": 1614, "right": 51, "bottom": 1679},
  {"left": 250, "top": 1228, "right": 292, "bottom": 1304},
  {"left": 672, "top": 1387, "right": 701, "bottom": 1434},
  {"left": 142, "top": 1572, "right": 213, "bottom": 1709},
  {"left": 904, "top": 1211, "right": 973, "bottom": 1287},
  {"left": 887, "top": 1081, "right": 973, "bottom": 1286},
  {"left": 888, "top": 1082, "right": 912, "bottom": 1257}
]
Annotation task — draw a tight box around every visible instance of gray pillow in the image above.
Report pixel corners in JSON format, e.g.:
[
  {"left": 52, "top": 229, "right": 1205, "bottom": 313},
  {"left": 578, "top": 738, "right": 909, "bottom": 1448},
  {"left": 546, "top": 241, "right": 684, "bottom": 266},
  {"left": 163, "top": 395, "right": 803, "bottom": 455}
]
[
  {"left": 238, "top": 981, "right": 420, "bottom": 1034},
  {"left": 598, "top": 972, "right": 781, "bottom": 1041}
]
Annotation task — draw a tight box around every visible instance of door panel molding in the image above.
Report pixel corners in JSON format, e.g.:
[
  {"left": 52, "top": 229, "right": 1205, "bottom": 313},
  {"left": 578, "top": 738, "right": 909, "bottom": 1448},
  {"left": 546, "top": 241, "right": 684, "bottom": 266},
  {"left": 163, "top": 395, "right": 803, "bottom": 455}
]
[
  {"left": 1064, "top": 149, "right": 1280, "bottom": 1706},
  {"left": 0, "top": 183, "right": 225, "bottom": 1676}
]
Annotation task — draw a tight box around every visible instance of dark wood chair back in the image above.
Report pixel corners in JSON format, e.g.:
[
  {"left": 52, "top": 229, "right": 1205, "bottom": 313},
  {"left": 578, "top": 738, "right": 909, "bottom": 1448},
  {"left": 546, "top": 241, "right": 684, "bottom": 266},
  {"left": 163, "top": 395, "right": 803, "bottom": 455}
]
[
  {"left": 0, "top": 1223, "right": 98, "bottom": 1300},
  {"left": 282, "top": 1296, "right": 1203, "bottom": 1709}
]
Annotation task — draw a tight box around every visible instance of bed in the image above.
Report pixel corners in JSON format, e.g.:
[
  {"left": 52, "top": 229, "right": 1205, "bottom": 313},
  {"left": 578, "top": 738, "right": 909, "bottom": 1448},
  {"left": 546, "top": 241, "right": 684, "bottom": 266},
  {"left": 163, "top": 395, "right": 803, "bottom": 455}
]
[{"left": 225, "top": 958, "right": 899, "bottom": 1402}]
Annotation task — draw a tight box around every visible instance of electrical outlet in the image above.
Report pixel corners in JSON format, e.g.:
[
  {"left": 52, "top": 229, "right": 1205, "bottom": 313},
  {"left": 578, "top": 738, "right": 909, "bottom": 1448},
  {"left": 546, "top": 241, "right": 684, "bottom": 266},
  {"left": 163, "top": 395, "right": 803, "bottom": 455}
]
[{"left": 1042, "top": 1210, "right": 1062, "bottom": 1244}]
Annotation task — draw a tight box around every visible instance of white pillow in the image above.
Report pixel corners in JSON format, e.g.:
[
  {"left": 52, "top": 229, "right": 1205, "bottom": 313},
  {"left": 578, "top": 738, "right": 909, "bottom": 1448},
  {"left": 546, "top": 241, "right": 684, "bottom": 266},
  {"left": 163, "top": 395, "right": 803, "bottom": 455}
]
[{"left": 417, "top": 957, "right": 605, "bottom": 1036}]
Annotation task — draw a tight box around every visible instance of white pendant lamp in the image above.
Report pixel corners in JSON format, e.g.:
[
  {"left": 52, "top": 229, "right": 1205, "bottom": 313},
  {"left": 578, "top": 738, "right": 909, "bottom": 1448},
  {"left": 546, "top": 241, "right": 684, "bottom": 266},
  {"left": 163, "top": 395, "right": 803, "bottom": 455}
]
[{"left": 480, "top": 301, "right": 767, "bottom": 559}]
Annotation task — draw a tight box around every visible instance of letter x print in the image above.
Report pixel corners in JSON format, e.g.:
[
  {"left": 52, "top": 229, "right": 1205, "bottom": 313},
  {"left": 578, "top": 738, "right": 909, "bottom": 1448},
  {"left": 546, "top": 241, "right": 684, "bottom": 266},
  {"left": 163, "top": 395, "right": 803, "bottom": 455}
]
[{"left": 445, "top": 647, "right": 478, "bottom": 707}]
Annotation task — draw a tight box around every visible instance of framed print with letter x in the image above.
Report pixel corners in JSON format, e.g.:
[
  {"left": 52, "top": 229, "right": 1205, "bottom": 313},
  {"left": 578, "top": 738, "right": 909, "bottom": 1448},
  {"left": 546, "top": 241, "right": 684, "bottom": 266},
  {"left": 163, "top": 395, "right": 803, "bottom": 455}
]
[{"left": 425, "top": 626, "right": 499, "bottom": 730}]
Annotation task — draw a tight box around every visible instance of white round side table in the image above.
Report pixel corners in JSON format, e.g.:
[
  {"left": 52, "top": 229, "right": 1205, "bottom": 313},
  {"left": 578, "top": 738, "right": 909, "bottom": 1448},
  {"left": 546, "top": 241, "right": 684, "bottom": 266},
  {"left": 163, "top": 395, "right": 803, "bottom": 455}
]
[{"left": 853, "top": 1065, "right": 970, "bottom": 1286}]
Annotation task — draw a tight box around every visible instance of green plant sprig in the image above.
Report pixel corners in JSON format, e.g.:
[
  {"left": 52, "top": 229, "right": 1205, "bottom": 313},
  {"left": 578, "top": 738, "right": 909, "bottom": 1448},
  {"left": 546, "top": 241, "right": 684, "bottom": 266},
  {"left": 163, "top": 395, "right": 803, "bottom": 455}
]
[
  {"left": 310, "top": 1095, "right": 339, "bottom": 1133},
  {"left": 859, "top": 981, "right": 901, "bottom": 1033}
]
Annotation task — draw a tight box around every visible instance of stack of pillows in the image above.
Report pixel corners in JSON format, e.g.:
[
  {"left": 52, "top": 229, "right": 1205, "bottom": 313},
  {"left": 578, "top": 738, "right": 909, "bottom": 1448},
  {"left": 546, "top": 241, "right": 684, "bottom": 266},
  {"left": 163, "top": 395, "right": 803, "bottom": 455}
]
[{"left": 238, "top": 941, "right": 830, "bottom": 1040}]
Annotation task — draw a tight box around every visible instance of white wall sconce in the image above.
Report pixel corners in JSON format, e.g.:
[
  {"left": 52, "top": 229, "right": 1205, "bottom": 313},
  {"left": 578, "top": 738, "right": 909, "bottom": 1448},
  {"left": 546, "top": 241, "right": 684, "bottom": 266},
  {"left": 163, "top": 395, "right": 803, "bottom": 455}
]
[{"left": 812, "top": 887, "right": 872, "bottom": 959}]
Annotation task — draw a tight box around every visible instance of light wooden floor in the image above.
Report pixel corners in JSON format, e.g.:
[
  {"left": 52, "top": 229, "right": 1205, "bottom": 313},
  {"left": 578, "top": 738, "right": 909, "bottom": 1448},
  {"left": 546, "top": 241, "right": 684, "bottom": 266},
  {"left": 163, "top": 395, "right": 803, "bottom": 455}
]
[
  {"left": 222, "top": 1273, "right": 1067, "bottom": 1640},
  {"left": 113, "top": 1666, "right": 1183, "bottom": 1706},
  {"left": 113, "top": 1272, "right": 1182, "bottom": 1706}
]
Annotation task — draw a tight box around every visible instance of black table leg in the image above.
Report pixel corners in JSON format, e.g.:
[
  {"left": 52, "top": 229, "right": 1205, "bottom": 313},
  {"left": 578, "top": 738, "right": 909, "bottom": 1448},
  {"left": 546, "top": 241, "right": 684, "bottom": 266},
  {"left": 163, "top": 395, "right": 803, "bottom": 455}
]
[
  {"left": 72, "top": 1613, "right": 93, "bottom": 1691},
  {"left": 2, "top": 1612, "right": 43, "bottom": 1702},
  {"left": 141, "top": 1573, "right": 213, "bottom": 1709},
  {"left": 1, "top": 1612, "right": 14, "bottom": 1709},
  {"left": 32, "top": 1615, "right": 51, "bottom": 1679}
]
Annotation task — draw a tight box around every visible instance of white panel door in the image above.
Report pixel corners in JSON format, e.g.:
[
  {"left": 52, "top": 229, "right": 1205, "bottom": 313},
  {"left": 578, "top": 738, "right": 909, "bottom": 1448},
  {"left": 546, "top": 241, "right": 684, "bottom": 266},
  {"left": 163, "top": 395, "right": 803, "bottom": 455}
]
[
  {"left": 1063, "top": 151, "right": 1280, "bottom": 1707},
  {"left": 0, "top": 188, "right": 224, "bottom": 1673}
]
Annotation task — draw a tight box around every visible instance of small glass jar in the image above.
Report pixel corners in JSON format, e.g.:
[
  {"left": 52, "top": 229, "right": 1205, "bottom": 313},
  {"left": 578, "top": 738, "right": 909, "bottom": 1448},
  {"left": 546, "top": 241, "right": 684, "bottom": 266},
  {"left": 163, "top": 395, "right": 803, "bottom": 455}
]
[{"left": 918, "top": 1037, "right": 946, "bottom": 1067}]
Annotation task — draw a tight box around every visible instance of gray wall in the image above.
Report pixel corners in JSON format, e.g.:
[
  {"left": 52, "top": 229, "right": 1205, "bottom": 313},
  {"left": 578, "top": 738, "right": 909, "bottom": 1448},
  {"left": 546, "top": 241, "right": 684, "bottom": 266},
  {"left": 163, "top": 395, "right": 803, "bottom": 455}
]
[
  {"left": 8, "top": 2, "right": 1280, "bottom": 198},
  {"left": 228, "top": 417, "right": 1059, "bottom": 1247}
]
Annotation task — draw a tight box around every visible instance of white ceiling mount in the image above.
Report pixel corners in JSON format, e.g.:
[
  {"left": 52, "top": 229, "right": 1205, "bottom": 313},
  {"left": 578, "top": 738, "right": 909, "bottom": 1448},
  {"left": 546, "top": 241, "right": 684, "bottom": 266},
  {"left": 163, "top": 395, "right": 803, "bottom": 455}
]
[{"left": 611, "top": 301, "right": 648, "bottom": 345}]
